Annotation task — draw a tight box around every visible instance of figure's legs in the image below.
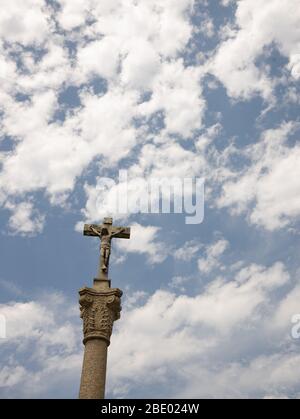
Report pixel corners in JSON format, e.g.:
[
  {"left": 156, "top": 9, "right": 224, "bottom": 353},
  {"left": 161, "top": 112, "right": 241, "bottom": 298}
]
[
  {"left": 101, "top": 248, "right": 107, "bottom": 272},
  {"left": 104, "top": 248, "right": 110, "bottom": 272}
]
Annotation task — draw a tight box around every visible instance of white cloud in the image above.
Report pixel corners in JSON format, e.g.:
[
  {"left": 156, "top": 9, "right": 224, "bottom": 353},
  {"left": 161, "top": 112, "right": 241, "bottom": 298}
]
[
  {"left": 0, "top": 300, "right": 53, "bottom": 339},
  {"left": 139, "top": 59, "right": 204, "bottom": 138},
  {"left": 0, "top": 279, "right": 23, "bottom": 297},
  {"left": 0, "top": 261, "right": 297, "bottom": 398},
  {"left": 120, "top": 40, "right": 161, "bottom": 90},
  {"left": 0, "top": 0, "right": 50, "bottom": 46},
  {"left": 90, "top": 0, "right": 194, "bottom": 58},
  {"left": 78, "top": 139, "right": 204, "bottom": 226},
  {"left": 0, "top": 0, "right": 299, "bottom": 402},
  {"left": 1, "top": 90, "right": 57, "bottom": 140},
  {"left": 0, "top": 366, "right": 27, "bottom": 388},
  {"left": 0, "top": 87, "right": 138, "bottom": 207},
  {"left": 76, "top": 38, "right": 120, "bottom": 82},
  {"left": 73, "top": 88, "right": 139, "bottom": 165},
  {"left": 174, "top": 240, "right": 202, "bottom": 262},
  {"left": 168, "top": 275, "right": 191, "bottom": 292},
  {"left": 108, "top": 261, "right": 293, "bottom": 398},
  {"left": 211, "top": 0, "right": 300, "bottom": 99},
  {"left": 6, "top": 201, "right": 45, "bottom": 235},
  {"left": 196, "top": 11, "right": 215, "bottom": 39},
  {"left": 176, "top": 352, "right": 300, "bottom": 399},
  {"left": 15, "top": 42, "right": 71, "bottom": 94},
  {"left": 57, "top": 0, "right": 89, "bottom": 31},
  {"left": 134, "top": 140, "right": 204, "bottom": 179},
  {"left": 217, "top": 122, "right": 300, "bottom": 231},
  {"left": 64, "top": 0, "right": 195, "bottom": 87},
  {"left": 116, "top": 223, "right": 168, "bottom": 264},
  {"left": 198, "top": 238, "right": 229, "bottom": 273},
  {"left": 0, "top": 0, "right": 298, "bottom": 238},
  {"left": 0, "top": 118, "right": 89, "bottom": 200},
  {"left": 272, "top": 284, "right": 300, "bottom": 332},
  {"left": 288, "top": 53, "right": 300, "bottom": 79},
  {"left": 0, "top": 0, "right": 205, "bottom": 234},
  {"left": 221, "top": 0, "right": 234, "bottom": 6},
  {"left": 0, "top": 293, "right": 82, "bottom": 398},
  {"left": 0, "top": 50, "right": 17, "bottom": 83}
]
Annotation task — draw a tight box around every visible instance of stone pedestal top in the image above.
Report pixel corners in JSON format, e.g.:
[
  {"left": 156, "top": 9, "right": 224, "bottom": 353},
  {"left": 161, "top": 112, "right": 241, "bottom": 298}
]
[{"left": 79, "top": 286, "right": 122, "bottom": 346}]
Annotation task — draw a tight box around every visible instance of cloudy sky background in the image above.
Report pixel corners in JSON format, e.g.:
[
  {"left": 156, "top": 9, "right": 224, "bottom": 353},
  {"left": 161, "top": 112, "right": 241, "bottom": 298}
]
[{"left": 0, "top": 0, "right": 300, "bottom": 398}]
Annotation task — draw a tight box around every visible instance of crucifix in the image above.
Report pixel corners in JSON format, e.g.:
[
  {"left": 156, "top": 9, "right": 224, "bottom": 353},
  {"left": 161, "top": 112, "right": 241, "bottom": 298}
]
[
  {"left": 84, "top": 217, "right": 131, "bottom": 280},
  {"left": 79, "top": 217, "right": 131, "bottom": 400}
]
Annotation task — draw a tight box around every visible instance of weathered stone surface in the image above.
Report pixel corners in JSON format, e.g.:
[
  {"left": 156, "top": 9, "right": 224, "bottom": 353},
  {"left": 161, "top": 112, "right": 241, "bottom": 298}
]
[
  {"left": 79, "top": 286, "right": 122, "bottom": 346},
  {"left": 79, "top": 339, "right": 108, "bottom": 399},
  {"left": 83, "top": 218, "right": 131, "bottom": 279},
  {"left": 79, "top": 285, "right": 122, "bottom": 399},
  {"left": 79, "top": 218, "right": 129, "bottom": 399}
]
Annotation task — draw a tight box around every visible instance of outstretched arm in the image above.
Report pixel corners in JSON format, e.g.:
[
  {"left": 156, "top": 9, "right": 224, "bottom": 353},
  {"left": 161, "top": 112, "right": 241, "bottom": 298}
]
[
  {"left": 110, "top": 228, "right": 125, "bottom": 238},
  {"left": 90, "top": 226, "right": 102, "bottom": 237}
]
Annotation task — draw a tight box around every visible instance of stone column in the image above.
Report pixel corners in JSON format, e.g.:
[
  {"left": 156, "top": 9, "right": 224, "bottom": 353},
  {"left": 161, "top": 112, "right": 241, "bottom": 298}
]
[{"left": 79, "top": 279, "right": 122, "bottom": 399}]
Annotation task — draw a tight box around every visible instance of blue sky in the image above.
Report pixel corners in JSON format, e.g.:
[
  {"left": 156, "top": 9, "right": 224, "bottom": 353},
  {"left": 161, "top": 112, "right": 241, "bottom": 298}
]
[{"left": 0, "top": 0, "right": 300, "bottom": 399}]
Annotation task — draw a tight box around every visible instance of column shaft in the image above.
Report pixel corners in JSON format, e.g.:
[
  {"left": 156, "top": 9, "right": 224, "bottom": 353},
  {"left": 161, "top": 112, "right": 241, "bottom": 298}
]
[
  {"left": 79, "top": 339, "right": 108, "bottom": 399},
  {"left": 78, "top": 284, "right": 122, "bottom": 399}
]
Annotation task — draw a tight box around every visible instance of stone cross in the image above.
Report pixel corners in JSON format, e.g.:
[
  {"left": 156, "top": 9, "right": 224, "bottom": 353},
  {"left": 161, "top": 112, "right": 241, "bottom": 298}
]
[
  {"left": 84, "top": 217, "right": 131, "bottom": 279},
  {"left": 79, "top": 217, "right": 131, "bottom": 399}
]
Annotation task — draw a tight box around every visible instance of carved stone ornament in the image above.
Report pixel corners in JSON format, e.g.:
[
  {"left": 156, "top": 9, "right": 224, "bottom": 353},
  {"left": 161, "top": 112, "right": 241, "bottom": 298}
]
[
  {"left": 83, "top": 218, "right": 131, "bottom": 279},
  {"left": 79, "top": 287, "right": 123, "bottom": 345}
]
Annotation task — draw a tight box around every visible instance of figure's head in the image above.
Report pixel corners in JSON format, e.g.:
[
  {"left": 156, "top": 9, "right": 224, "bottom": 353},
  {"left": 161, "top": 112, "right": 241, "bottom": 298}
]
[{"left": 103, "top": 217, "right": 113, "bottom": 225}]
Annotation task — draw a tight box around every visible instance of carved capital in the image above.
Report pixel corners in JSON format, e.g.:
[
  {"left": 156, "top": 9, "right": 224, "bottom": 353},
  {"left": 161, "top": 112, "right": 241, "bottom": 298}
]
[{"left": 79, "top": 287, "right": 123, "bottom": 345}]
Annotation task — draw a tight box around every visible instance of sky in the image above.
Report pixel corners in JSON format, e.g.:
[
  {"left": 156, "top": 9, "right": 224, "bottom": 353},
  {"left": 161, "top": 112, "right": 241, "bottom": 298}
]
[{"left": 0, "top": 0, "right": 300, "bottom": 399}]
